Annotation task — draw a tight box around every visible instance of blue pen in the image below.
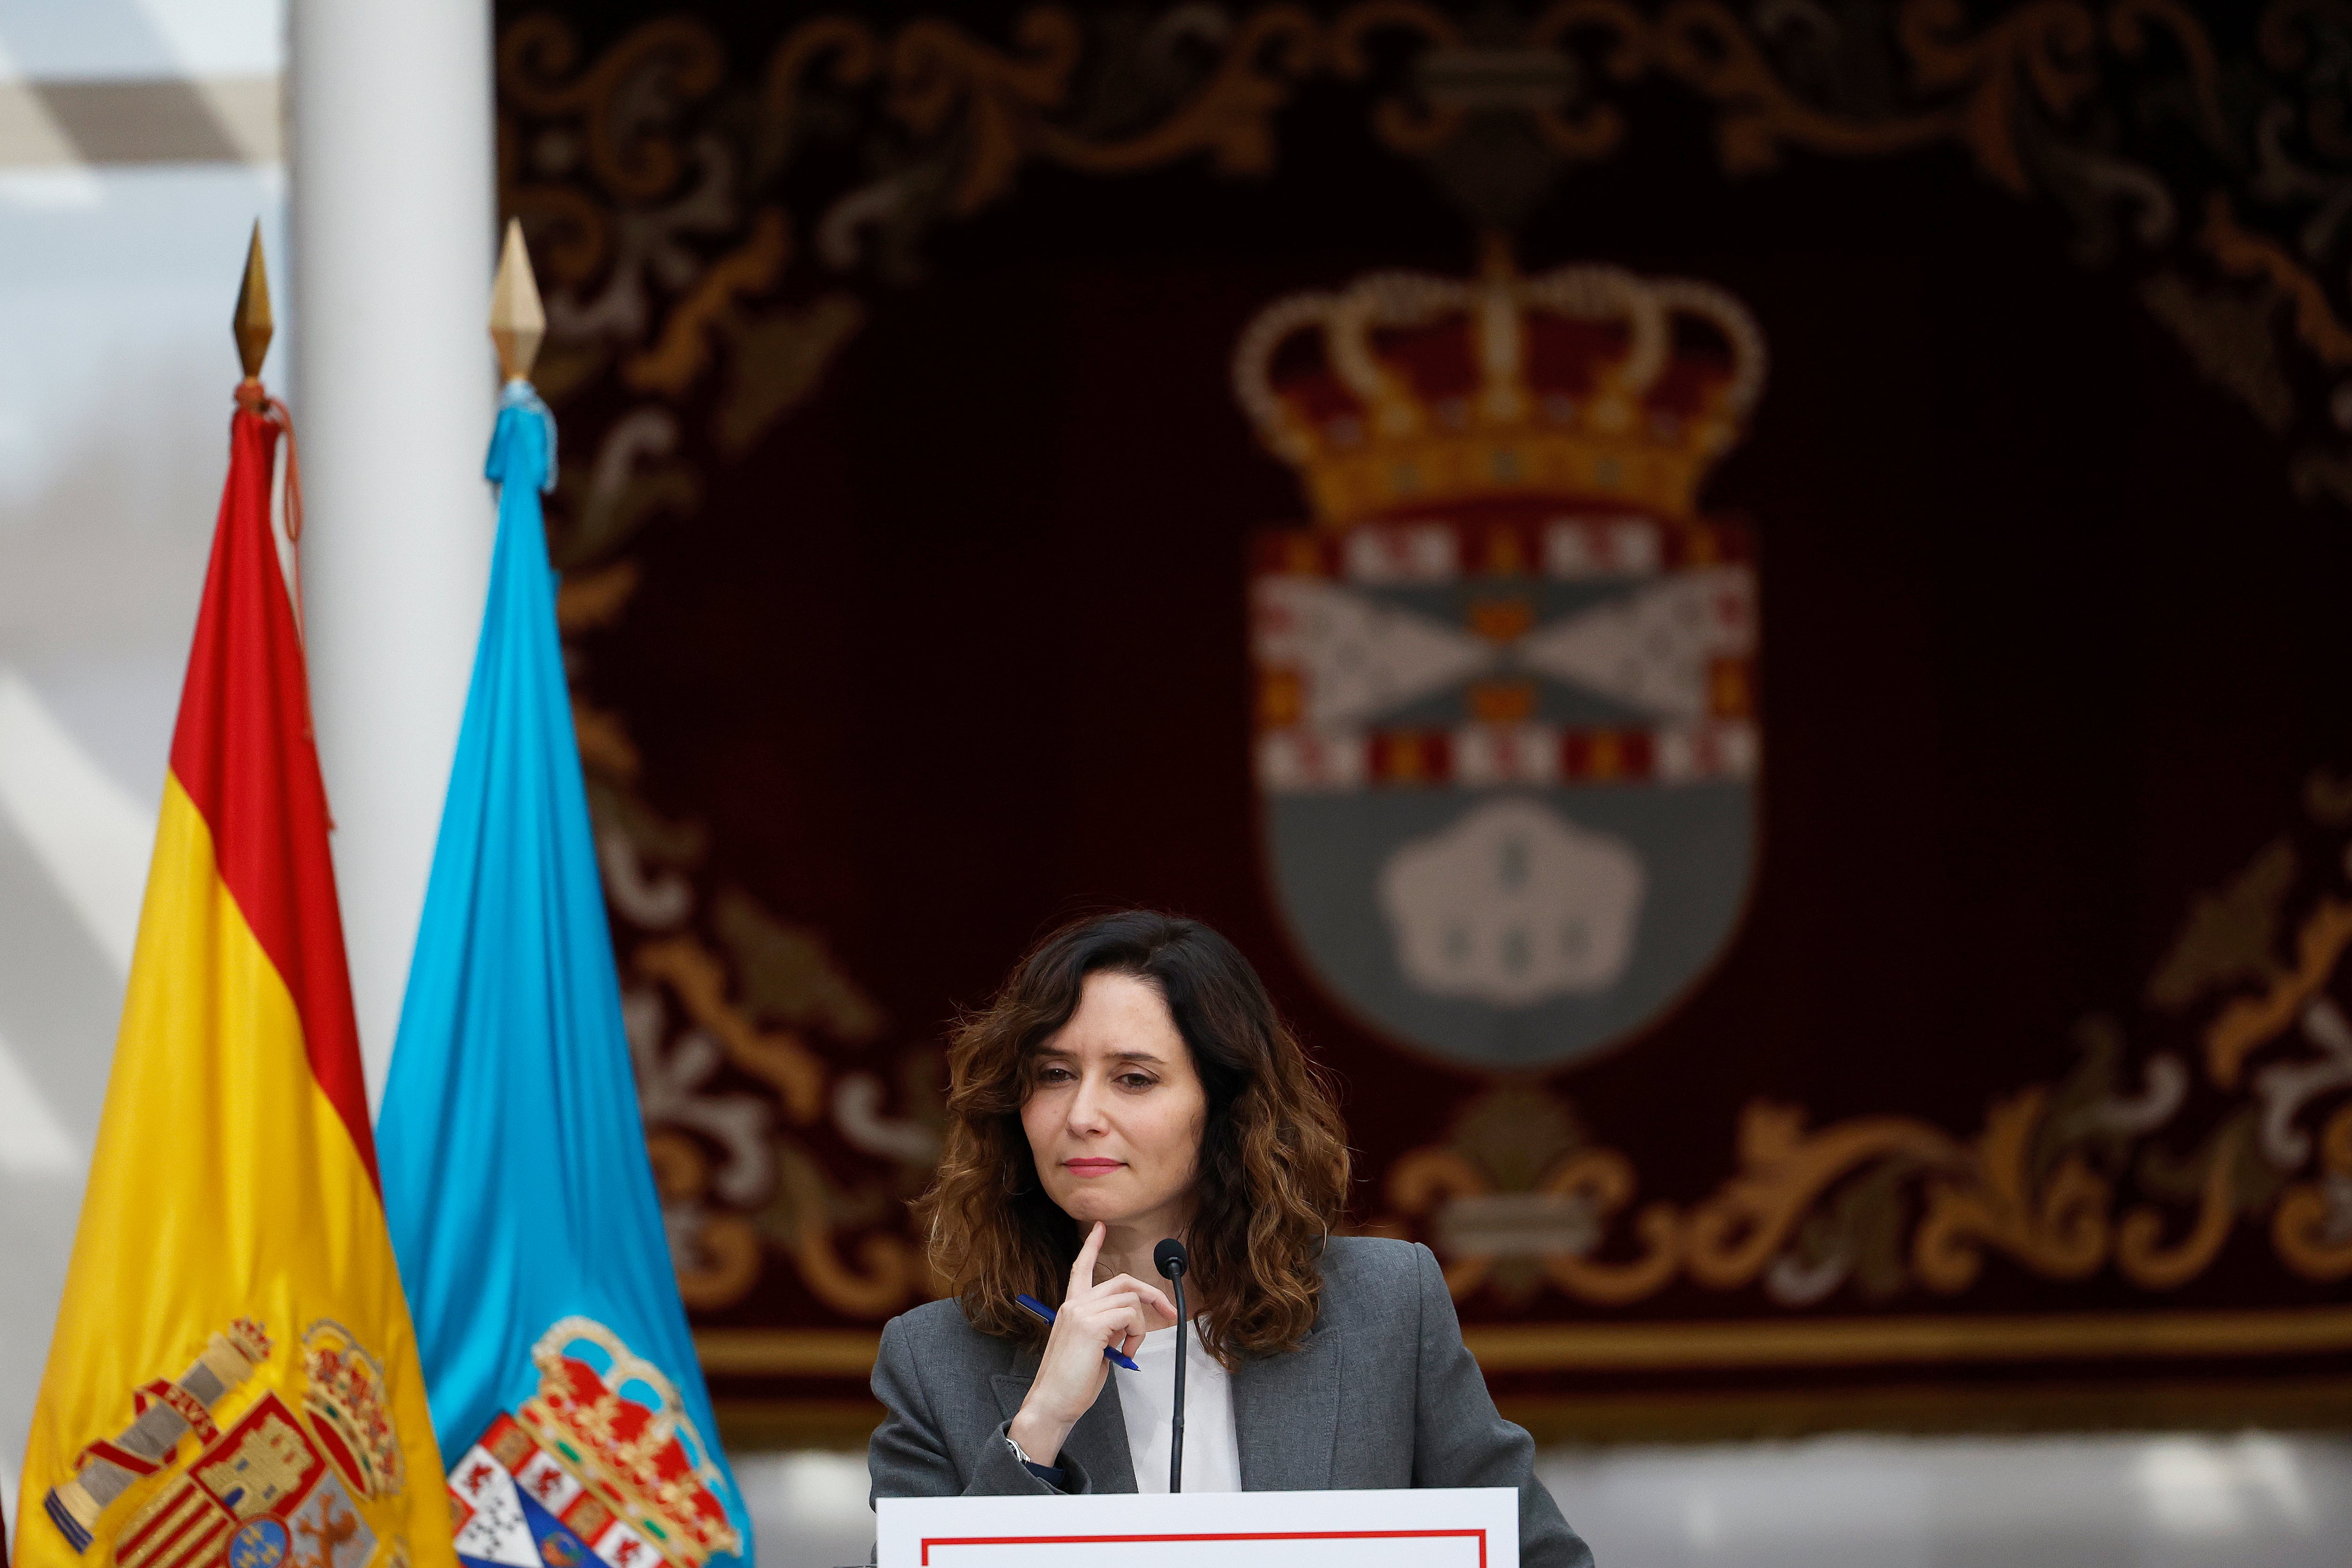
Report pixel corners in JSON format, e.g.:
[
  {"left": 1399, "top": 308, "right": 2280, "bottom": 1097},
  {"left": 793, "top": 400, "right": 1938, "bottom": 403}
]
[{"left": 1016, "top": 1293, "right": 1143, "bottom": 1371}]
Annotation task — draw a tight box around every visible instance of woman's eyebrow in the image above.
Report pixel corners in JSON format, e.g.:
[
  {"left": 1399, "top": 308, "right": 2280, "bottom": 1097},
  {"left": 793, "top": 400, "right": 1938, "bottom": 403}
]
[{"left": 1035, "top": 1046, "right": 1162, "bottom": 1065}]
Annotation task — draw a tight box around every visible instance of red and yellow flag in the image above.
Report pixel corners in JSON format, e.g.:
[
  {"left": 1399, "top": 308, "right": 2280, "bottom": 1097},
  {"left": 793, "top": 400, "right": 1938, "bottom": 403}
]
[{"left": 14, "top": 395, "right": 453, "bottom": 1568}]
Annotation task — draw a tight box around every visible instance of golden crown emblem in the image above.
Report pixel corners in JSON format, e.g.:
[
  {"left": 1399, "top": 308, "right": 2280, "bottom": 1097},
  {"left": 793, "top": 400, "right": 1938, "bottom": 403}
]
[
  {"left": 517, "top": 1318, "right": 740, "bottom": 1568},
  {"left": 1233, "top": 241, "right": 1766, "bottom": 525},
  {"left": 224, "top": 1318, "right": 274, "bottom": 1368},
  {"left": 301, "top": 1320, "right": 404, "bottom": 1500}
]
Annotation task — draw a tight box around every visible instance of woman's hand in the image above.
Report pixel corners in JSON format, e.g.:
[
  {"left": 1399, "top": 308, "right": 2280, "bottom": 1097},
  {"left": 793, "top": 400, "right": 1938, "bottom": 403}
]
[{"left": 1007, "top": 1221, "right": 1178, "bottom": 1466}]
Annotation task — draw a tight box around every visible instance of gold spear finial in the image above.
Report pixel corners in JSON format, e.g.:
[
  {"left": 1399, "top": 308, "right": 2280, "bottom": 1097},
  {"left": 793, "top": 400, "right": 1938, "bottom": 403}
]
[
  {"left": 489, "top": 218, "right": 546, "bottom": 383},
  {"left": 233, "top": 220, "right": 273, "bottom": 381}
]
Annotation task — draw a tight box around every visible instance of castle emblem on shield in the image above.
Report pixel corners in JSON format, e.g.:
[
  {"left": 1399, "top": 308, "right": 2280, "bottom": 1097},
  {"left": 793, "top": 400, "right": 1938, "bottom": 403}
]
[{"left": 1236, "top": 251, "right": 1766, "bottom": 1070}]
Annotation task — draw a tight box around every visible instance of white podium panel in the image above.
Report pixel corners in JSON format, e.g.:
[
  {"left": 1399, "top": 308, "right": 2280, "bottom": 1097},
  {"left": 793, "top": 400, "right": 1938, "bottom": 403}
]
[{"left": 877, "top": 1488, "right": 1517, "bottom": 1568}]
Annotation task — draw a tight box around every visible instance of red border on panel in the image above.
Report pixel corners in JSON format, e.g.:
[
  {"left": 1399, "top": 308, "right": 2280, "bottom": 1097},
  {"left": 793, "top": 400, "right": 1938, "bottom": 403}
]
[{"left": 920, "top": 1528, "right": 1487, "bottom": 1567}]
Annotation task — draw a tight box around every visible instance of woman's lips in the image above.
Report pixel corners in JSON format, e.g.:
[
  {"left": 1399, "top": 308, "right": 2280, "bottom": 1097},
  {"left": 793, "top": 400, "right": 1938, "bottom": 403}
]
[{"left": 1062, "top": 1159, "right": 1123, "bottom": 1177}]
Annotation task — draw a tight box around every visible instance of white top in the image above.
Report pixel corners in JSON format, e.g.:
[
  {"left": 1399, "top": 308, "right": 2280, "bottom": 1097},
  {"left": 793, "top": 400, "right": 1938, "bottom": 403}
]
[{"left": 1117, "top": 1320, "right": 1241, "bottom": 1493}]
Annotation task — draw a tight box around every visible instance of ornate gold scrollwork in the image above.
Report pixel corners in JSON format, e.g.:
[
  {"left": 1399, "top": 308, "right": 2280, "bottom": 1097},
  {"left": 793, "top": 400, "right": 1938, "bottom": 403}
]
[
  {"left": 1330, "top": 2, "right": 1465, "bottom": 155},
  {"left": 622, "top": 209, "right": 794, "bottom": 396},
  {"left": 1914, "top": 1090, "right": 2111, "bottom": 1292},
  {"left": 636, "top": 935, "right": 828, "bottom": 1125},
  {"left": 502, "top": 16, "right": 725, "bottom": 201},
  {"left": 887, "top": 11, "right": 1083, "bottom": 213},
  {"left": 763, "top": 16, "right": 881, "bottom": 159},
  {"left": 1688, "top": 1105, "right": 1963, "bottom": 1289},
  {"left": 649, "top": 1131, "right": 766, "bottom": 1309},
  {"left": 2117, "top": 1116, "right": 2249, "bottom": 1289},
  {"left": 1527, "top": 0, "right": 1646, "bottom": 158},
  {"left": 1536, "top": 1147, "right": 1681, "bottom": 1305},
  {"left": 1386, "top": 1146, "right": 1495, "bottom": 1296},
  {"left": 2205, "top": 894, "right": 2352, "bottom": 1087},
  {"left": 2273, "top": 1103, "right": 2352, "bottom": 1279},
  {"left": 1037, "top": 6, "right": 1324, "bottom": 177}
]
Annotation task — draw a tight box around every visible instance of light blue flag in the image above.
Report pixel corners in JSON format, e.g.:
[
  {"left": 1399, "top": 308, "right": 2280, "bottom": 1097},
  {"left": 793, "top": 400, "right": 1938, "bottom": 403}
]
[{"left": 378, "top": 382, "right": 754, "bottom": 1568}]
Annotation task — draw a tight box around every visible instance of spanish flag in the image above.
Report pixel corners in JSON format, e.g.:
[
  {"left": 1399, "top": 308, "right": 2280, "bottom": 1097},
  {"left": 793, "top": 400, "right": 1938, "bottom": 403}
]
[{"left": 15, "top": 239, "right": 453, "bottom": 1568}]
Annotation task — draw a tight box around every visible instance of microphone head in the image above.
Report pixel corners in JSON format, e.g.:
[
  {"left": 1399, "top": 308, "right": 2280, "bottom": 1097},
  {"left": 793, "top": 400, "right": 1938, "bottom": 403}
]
[{"left": 1153, "top": 1238, "right": 1189, "bottom": 1279}]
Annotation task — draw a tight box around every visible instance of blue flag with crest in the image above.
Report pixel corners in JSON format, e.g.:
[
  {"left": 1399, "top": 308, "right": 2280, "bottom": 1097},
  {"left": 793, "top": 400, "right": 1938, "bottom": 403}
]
[{"left": 377, "top": 382, "right": 754, "bottom": 1568}]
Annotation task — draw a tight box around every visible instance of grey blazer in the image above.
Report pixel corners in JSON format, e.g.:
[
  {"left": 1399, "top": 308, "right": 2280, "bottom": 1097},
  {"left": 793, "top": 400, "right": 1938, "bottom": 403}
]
[{"left": 867, "top": 1235, "right": 1594, "bottom": 1568}]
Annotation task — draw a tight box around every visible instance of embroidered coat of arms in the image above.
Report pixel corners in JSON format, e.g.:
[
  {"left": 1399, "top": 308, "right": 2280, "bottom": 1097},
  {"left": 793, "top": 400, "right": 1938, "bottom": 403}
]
[
  {"left": 1239, "top": 251, "right": 1766, "bottom": 1070},
  {"left": 49, "top": 1321, "right": 405, "bottom": 1568},
  {"left": 444, "top": 1319, "right": 739, "bottom": 1568}
]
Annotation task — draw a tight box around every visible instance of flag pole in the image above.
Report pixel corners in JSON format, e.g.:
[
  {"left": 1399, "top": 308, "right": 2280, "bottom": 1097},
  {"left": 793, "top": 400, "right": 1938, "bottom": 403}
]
[
  {"left": 489, "top": 217, "right": 545, "bottom": 385},
  {"left": 228, "top": 226, "right": 315, "bottom": 682},
  {"left": 233, "top": 220, "right": 273, "bottom": 384}
]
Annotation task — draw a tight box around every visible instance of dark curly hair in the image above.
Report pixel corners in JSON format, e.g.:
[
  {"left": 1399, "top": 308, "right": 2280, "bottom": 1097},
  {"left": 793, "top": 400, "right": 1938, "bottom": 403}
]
[{"left": 913, "top": 910, "right": 1351, "bottom": 1364}]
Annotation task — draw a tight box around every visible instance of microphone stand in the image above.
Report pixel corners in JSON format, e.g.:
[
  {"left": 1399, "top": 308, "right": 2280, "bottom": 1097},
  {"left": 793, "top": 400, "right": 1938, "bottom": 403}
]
[
  {"left": 1168, "top": 1267, "right": 1186, "bottom": 1494},
  {"left": 1154, "top": 1238, "right": 1190, "bottom": 1494}
]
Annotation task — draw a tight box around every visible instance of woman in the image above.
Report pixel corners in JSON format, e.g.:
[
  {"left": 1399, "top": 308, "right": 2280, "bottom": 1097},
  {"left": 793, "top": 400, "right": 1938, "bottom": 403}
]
[{"left": 867, "top": 910, "right": 1594, "bottom": 1567}]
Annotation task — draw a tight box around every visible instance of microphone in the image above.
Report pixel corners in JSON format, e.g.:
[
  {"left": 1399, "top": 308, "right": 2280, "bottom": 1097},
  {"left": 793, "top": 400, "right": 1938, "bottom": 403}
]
[{"left": 1152, "top": 1238, "right": 1189, "bottom": 1494}]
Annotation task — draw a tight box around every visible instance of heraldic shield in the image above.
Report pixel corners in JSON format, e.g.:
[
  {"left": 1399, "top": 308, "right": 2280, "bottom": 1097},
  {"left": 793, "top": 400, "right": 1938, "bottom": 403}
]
[
  {"left": 1239, "top": 252, "right": 1765, "bottom": 1072},
  {"left": 443, "top": 1319, "right": 741, "bottom": 1568}
]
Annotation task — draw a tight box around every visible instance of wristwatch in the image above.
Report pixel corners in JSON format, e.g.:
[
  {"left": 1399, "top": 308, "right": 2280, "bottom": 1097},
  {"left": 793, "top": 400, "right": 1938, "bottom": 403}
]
[{"left": 1003, "top": 1432, "right": 1065, "bottom": 1483}]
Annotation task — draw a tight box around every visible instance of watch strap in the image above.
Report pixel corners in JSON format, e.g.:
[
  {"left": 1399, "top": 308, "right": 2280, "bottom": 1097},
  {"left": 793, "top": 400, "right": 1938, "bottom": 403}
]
[{"left": 1002, "top": 1432, "right": 1066, "bottom": 1486}]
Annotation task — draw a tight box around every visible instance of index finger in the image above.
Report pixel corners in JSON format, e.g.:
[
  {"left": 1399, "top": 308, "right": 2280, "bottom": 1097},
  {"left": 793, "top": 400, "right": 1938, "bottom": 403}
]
[
  {"left": 1099, "top": 1274, "right": 1177, "bottom": 1322},
  {"left": 1068, "top": 1220, "right": 1106, "bottom": 1296}
]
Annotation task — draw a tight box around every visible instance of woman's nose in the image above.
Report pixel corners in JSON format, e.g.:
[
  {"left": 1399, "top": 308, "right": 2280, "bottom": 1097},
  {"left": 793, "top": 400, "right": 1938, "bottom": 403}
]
[{"left": 1066, "top": 1074, "right": 1110, "bottom": 1131}]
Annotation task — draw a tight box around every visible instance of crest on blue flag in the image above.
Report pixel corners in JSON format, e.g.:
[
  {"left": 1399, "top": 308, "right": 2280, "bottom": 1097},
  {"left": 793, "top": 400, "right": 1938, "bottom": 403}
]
[
  {"left": 1235, "top": 257, "right": 1767, "bottom": 1072},
  {"left": 377, "top": 379, "right": 752, "bottom": 1568},
  {"left": 445, "top": 1321, "right": 737, "bottom": 1568}
]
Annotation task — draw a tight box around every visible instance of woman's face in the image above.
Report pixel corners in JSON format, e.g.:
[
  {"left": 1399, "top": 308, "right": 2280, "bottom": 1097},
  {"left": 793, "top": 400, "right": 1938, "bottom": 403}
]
[{"left": 1021, "top": 971, "right": 1209, "bottom": 1243}]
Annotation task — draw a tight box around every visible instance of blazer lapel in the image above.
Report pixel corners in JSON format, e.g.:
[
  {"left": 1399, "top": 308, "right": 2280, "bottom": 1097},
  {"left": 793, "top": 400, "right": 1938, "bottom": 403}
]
[
  {"left": 1231, "top": 1329, "right": 1342, "bottom": 1491},
  {"left": 991, "top": 1352, "right": 1138, "bottom": 1494}
]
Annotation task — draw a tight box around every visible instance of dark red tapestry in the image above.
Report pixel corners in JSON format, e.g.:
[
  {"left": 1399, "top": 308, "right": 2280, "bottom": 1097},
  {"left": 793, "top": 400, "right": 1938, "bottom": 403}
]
[{"left": 502, "top": 0, "right": 2352, "bottom": 1439}]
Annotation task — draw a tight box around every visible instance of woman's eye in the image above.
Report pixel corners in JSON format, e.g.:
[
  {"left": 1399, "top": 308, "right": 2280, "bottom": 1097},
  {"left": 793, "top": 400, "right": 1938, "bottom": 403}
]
[
  {"left": 1116, "top": 1073, "right": 1154, "bottom": 1090},
  {"left": 1037, "top": 1066, "right": 1074, "bottom": 1084}
]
